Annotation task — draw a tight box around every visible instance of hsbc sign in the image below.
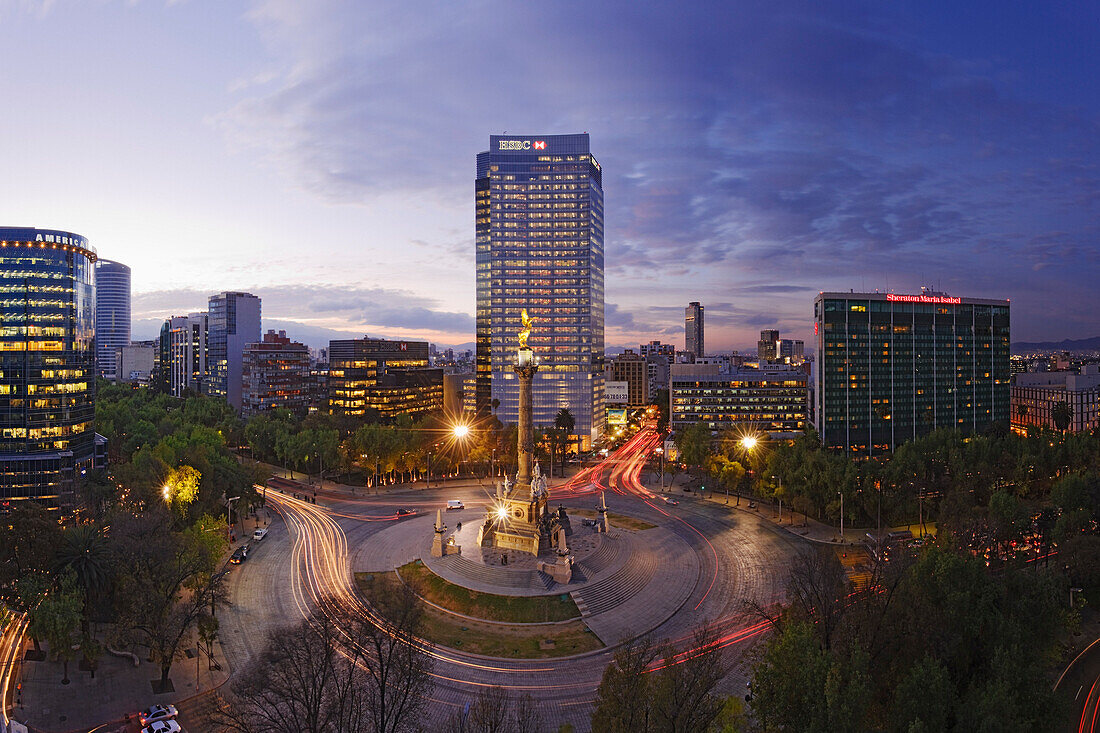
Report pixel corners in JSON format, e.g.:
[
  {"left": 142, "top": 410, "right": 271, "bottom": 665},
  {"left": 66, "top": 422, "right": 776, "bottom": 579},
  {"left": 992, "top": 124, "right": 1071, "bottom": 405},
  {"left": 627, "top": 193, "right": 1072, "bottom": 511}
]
[{"left": 498, "top": 139, "right": 547, "bottom": 151}]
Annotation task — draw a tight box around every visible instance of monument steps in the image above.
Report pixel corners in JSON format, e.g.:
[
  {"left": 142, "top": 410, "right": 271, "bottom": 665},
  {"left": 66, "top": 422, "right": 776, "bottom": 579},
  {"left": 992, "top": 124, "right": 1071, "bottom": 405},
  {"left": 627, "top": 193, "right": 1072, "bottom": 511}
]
[
  {"left": 576, "top": 534, "right": 624, "bottom": 575},
  {"left": 436, "top": 554, "right": 540, "bottom": 590},
  {"left": 574, "top": 548, "right": 658, "bottom": 616}
]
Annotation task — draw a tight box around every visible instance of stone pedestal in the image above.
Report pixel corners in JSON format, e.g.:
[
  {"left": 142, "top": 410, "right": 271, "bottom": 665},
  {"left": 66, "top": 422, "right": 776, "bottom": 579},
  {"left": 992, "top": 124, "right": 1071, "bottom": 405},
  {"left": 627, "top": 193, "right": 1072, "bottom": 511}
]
[
  {"left": 597, "top": 491, "right": 610, "bottom": 533},
  {"left": 431, "top": 509, "right": 460, "bottom": 557}
]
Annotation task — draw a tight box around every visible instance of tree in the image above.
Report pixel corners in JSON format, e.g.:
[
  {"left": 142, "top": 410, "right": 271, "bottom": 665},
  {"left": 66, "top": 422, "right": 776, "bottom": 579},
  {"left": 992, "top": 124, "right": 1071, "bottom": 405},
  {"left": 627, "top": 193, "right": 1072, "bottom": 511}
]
[
  {"left": 591, "top": 638, "right": 659, "bottom": 732},
  {"left": 31, "top": 573, "right": 83, "bottom": 684},
  {"left": 55, "top": 522, "right": 111, "bottom": 629},
  {"left": 676, "top": 422, "right": 711, "bottom": 470},
  {"left": 214, "top": 610, "right": 370, "bottom": 733},
  {"left": 555, "top": 408, "right": 576, "bottom": 477},
  {"left": 0, "top": 501, "right": 61, "bottom": 603},
  {"left": 163, "top": 464, "right": 202, "bottom": 514},
  {"left": 1052, "top": 400, "right": 1072, "bottom": 432},
  {"left": 360, "top": 584, "right": 433, "bottom": 733}
]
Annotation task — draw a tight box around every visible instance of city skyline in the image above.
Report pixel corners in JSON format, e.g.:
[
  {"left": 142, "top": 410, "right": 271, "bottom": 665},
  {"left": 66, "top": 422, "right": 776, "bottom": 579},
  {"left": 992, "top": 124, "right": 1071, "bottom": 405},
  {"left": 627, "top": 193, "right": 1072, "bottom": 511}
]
[{"left": 2, "top": 2, "right": 1098, "bottom": 351}]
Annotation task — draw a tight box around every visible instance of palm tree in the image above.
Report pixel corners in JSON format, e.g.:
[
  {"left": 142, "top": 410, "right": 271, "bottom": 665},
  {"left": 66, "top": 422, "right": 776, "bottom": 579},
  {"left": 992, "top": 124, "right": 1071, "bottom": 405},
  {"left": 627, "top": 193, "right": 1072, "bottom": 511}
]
[
  {"left": 1052, "top": 400, "right": 1072, "bottom": 433},
  {"left": 554, "top": 408, "right": 576, "bottom": 477},
  {"left": 55, "top": 523, "right": 111, "bottom": 631}
]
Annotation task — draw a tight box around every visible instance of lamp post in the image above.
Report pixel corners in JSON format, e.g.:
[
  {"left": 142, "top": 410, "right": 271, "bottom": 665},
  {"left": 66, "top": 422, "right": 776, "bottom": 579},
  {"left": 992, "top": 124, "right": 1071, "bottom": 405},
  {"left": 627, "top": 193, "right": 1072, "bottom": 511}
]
[
  {"left": 426, "top": 452, "right": 432, "bottom": 490},
  {"left": 225, "top": 496, "right": 240, "bottom": 541},
  {"left": 838, "top": 490, "right": 844, "bottom": 542}
]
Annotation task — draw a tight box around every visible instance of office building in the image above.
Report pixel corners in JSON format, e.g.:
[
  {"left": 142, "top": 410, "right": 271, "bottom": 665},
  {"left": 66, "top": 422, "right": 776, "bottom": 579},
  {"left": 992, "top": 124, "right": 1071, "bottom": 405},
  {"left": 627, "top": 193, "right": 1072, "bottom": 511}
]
[
  {"left": 115, "top": 341, "right": 156, "bottom": 384},
  {"left": 328, "top": 338, "right": 442, "bottom": 419},
  {"left": 814, "top": 290, "right": 1010, "bottom": 456},
  {"left": 475, "top": 133, "right": 604, "bottom": 448},
  {"left": 1011, "top": 366, "right": 1100, "bottom": 434},
  {"left": 242, "top": 330, "right": 311, "bottom": 416},
  {"left": 0, "top": 228, "right": 99, "bottom": 508},
  {"left": 757, "top": 330, "right": 780, "bottom": 363},
  {"left": 669, "top": 363, "right": 808, "bottom": 436},
  {"left": 606, "top": 350, "right": 648, "bottom": 407},
  {"left": 94, "top": 259, "right": 130, "bottom": 379},
  {"left": 207, "top": 292, "right": 261, "bottom": 410},
  {"left": 685, "top": 302, "right": 704, "bottom": 358},
  {"left": 168, "top": 312, "right": 208, "bottom": 397}
]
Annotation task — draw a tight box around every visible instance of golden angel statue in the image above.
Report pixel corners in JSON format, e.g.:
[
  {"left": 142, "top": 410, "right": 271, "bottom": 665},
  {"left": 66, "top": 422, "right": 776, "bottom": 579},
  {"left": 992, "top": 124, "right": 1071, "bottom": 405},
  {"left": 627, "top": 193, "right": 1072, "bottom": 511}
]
[{"left": 519, "top": 308, "right": 535, "bottom": 349}]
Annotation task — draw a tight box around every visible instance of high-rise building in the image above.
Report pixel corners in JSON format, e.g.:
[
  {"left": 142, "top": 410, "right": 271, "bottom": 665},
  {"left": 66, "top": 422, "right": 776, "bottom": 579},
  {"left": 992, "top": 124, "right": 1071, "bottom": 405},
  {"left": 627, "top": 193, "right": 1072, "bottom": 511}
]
[
  {"left": 242, "top": 330, "right": 311, "bottom": 417},
  {"left": 476, "top": 133, "right": 604, "bottom": 448},
  {"left": 207, "top": 292, "right": 261, "bottom": 410},
  {"left": 778, "top": 339, "right": 804, "bottom": 364},
  {"left": 328, "top": 338, "right": 442, "bottom": 419},
  {"left": 685, "top": 302, "right": 704, "bottom": 358},
  {"left": 606, "top": 349, "right": 649, "bottom": 407},
  {"left": 669, "top": 363, "right": 808, "bottom": 435},
  {"left": 0, "top": 228, "right": 99, "bottom": 508},
  {"left": 94, "top": 259, "right": 130, "bottom": 379},
  {"left": 169, "top": 312, "right": 208, "bottom": 397},
  {"left": 814, "top": 290, "right": 1010, "bottom": 456},
  {"left": 757, "top": 329, "right": 780, "bottom": 363}
]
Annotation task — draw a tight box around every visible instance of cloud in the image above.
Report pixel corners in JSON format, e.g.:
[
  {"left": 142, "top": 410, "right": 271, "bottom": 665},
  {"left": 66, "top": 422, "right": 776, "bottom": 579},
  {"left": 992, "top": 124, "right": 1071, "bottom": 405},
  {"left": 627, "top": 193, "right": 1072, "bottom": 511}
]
[
  {"left": 132, "top": 283, "right": 474, "bottom": 340},
  {"left": 214, "top": 0, "right": 1100, "bottom": 345}
]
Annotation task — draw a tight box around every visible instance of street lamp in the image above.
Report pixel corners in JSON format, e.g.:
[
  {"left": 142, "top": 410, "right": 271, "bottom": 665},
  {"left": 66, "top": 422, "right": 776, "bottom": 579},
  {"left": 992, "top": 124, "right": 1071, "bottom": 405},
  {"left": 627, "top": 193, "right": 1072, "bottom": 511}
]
[
  {"left": 772, "top": 474, "right": 782, "bottom": 522},
  {"left": 740, "top": 435, "right": 758, "bottom": 451},
  {"left": 162, "top": 484, "right": 171, "bottom": 502},
  {"left": 452, "top": 423, "right": 470, "bottom": 440},
  {"left": 838, "top": 491, "right": 844, "bottom": 542}
]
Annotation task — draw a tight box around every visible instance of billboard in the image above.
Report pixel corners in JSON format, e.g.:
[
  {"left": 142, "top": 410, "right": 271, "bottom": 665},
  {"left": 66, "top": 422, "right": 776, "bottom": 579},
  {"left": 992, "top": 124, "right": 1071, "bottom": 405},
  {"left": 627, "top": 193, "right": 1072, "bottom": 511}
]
[
  {"left": 607, "top": 408, "right": 628, "bottom": 426},
  {"left": 605, "top": 381, "right": 629, "bottom": 404}
]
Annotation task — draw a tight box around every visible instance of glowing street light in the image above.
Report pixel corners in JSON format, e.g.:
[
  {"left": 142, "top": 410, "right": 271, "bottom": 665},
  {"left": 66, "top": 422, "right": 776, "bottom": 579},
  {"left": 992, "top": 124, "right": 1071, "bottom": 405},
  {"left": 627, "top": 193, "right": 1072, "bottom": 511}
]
[
  {"left": 452, "top": 423, "right": 470, "bottom": 439},
  {"left": 740, "top": 435, "right": 758, "bottom": 451},
  {"left": 495, "top": 505, "right": 509, "bottom": 522},
  {"left": 162, "top": 485, "right": 171, "bottom": 502}
]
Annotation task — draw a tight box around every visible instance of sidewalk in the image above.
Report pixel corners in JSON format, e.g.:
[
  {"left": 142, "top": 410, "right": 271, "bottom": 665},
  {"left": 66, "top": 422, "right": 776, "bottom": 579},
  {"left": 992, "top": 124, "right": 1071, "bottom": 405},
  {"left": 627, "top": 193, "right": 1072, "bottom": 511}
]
[
  {"left": 639, "top": 470, "right": 934, "bottom": 546},
  {"left": 13, "top": 628, "right": 228, "bottom": 733}
]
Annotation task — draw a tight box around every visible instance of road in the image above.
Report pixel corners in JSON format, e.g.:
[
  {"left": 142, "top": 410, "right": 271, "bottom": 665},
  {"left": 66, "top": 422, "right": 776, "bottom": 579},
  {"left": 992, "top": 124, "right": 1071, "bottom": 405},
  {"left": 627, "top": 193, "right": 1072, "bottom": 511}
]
[
  {"left": 1056, "top": 636, "right": 1100, "bottom": 733},
  {"left": 218, "top": 427, "right": 804, "bottom": 729}
]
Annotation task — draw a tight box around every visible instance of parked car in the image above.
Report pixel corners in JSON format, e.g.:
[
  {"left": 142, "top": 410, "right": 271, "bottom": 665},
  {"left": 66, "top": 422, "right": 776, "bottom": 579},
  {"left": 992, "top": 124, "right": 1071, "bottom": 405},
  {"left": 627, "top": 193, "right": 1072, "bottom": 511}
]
[
  {"left": 253, "top": 527, "right": 268, "bottom": 541},
  {"left": 581, "top": 518, "right": 597, "bottom": 527},
  {"left": 747, "top": 502, "right": 756, "bottom": 509},
  {"left": 230, "top": 545, "right": 248, "bottom": 564},
  {"left": 142, "top": 721, "right": 181, "bottom": 733},
  {"left": 446, "top": 500, "right": 464, "bottom": 511},
  {"left": 138, "top": 704, "right": 178, "bottom": 726}
]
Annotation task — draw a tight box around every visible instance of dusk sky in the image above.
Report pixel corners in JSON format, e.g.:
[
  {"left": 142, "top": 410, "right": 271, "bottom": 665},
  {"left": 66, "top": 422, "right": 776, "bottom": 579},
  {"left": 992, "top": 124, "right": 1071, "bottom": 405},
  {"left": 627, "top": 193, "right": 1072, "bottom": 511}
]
[{"left": 2, "top": 1, "right": 1097, "bottom": 350}]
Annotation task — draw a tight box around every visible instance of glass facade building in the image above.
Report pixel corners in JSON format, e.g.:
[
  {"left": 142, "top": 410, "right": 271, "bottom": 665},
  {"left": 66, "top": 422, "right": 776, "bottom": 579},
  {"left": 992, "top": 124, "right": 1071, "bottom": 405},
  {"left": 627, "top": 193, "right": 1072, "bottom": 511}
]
[
  {"left": 670, "top": 364, "right": 808, "bottom": 435},
  {"left": 0, "top": 228, "right": 97, "bottom": 508},
  {"left": 814, "top": 291, "right": 1011, "bottom": 456},
  {"left": 476, "top": 133, "right": 605, "bottom": 448},
  {"left": 685, "top": 302, "right": 704, "bottom": 359},
  {"left": 207, "top": 292, "right": 261, "bottom": 410},
  {"left": 328, "top": 338, "right": 442, "bottom": 419},
  {"left": 94, "top": 259, "right": 130, "bottom": 379}
]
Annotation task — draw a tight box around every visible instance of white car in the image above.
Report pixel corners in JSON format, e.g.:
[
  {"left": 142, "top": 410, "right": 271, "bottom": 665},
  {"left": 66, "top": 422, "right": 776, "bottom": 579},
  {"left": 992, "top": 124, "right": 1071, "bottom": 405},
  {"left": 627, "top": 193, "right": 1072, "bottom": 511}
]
[
  {"left": 142, "top": 720, "right": 181, "bottom": 733},
  {"left": 253, "top": 527, "right": 268, "bottom": 541},
  {"left": 663, "top": 496, "right": 678, "bottom": 506},
  {"left": 446, "top": 500, "right": 464, "bottom": 510},
  {"left": 138, "top": 705, "right": 178, "bottom": 726}
]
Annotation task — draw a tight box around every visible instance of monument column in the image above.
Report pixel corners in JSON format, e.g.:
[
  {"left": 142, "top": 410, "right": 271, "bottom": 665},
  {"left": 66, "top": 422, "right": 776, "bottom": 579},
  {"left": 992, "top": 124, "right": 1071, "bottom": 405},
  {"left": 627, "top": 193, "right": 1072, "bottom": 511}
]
[{"left": 514, "top": 347, "right": 538, "bottom": 490}]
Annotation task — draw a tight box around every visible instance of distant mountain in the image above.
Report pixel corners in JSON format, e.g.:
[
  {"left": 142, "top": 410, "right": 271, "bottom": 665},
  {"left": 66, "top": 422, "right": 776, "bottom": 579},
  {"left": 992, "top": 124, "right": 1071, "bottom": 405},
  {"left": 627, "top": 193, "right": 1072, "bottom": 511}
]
[{"left": 1012, "top": 335, "right": 1100, "bottom": 353}]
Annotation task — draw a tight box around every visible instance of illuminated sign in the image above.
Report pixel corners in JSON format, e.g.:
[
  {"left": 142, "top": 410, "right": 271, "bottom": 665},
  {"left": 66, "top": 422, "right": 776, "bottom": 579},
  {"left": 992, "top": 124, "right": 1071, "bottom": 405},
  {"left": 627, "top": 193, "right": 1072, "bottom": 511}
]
[
  {"left": 885, "top": 293, "right": 962, "bottom": 305},
  {"left": 607, "top": 408, "right": 627, "bottom": 426},
  {"left": 33, "top": 233, "right": 86, "bottom": 247},
  {"left": 498, "top": 139, "right": 546, "bottom": 151},
  {"left": 605, "top": 381, "right": 628, "bottom": 404}
]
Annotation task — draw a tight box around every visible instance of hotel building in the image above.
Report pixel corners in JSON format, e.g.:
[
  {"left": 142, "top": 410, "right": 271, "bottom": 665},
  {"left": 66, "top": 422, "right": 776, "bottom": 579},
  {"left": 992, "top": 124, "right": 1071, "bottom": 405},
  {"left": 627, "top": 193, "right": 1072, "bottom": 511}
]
[
  {"left": 476, "top": 133, "right": 604, "bottom": 448},
  {"left": 814, "top": 290, "right": 1010, "bottom": 456},
  {"left": 0, "top": 228, "right": 99, "bottom": 507},
  {"left": 242, "top": 330, "right": 311, "bottom": 416}
]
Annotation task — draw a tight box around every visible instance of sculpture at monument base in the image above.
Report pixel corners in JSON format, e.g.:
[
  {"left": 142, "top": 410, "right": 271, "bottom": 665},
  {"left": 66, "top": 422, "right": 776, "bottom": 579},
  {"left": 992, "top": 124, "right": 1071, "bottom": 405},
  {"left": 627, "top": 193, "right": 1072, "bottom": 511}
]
[{"left": 432, "top": 508, "right": 460, "bottom": 558}]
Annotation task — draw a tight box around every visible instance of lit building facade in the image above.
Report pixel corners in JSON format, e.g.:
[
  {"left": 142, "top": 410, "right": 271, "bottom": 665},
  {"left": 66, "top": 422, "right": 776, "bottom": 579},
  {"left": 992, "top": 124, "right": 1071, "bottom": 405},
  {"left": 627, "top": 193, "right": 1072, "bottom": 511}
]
[
  {"left": 328, "top": 338, "right": 441, "bottom": 419},
  {"left": 814, "top": 290, "right": 1011, "bottom": 456},
  {"left": 757, "top": 329, "right": 780, "bottom": 363},
  {"left": 1011, "top": 367, "right": 1100, "bottom": 434},
  {"left": 685, "top": 302, "right": 704, "bottom": 359},
  {"left": 207, "top": 292, "right": 261, "bottom": 410},
  {"left": 242, "top": 330, "right": 311, "bottom": 417},
  {"left": 476, "top": 133, "right": 604, "bottom": 448},
  {"left": 0, "top": 228, "right": 98, "bottom": 508},
  {"left": 669, "top": 364, "right": 808, "bottom": 436},
  {"left": 115, "top": 341, "right": 156, "bottom": 384},
  {"left": 94, "top": 259, "right": 130, "bottom": 379},
  {"left": 168, "top": 312, "right": 208, "bottom": 397}
]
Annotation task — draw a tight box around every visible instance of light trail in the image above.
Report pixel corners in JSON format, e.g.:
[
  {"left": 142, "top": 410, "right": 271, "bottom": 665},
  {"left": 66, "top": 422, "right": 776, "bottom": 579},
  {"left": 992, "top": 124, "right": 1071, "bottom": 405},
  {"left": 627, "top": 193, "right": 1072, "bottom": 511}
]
[{"left": 0, "top": 612, "right": 27, "bottom": 727}]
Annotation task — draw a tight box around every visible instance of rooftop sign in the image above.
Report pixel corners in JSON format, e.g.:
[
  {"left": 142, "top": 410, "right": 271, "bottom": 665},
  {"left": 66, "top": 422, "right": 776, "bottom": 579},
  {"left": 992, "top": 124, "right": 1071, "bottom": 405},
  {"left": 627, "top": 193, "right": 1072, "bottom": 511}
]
[{"left": 886, "top": 293, "right": 962, "bottom": 305}]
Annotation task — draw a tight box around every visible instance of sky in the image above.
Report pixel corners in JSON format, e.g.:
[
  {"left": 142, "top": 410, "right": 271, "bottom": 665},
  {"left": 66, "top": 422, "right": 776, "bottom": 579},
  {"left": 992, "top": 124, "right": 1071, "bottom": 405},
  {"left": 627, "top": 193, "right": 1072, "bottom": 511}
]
[{"left": 1, "top": 0, "right": 1097, "bottom": 351}]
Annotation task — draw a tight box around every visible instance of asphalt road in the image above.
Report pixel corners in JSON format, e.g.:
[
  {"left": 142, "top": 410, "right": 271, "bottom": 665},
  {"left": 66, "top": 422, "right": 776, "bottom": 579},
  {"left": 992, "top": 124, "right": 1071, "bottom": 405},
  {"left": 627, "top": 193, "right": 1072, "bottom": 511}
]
[
  {"left": 212, "top": 428, "right": 805, "bottom": 730},
  {"left": 1056, "top": 636, "right": 1100, "bottom": 733}
]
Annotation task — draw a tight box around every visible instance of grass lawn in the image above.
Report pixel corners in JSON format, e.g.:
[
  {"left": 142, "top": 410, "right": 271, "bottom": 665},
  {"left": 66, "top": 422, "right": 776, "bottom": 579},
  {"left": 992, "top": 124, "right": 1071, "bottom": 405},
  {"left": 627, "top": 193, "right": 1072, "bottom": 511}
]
[
  {"left": 570, "top": 509, "right": 656, "bottom": 532},
  {"left": 356, "top": 572, "right": 603, "bottom": 658},
  {"left": 398, "top": 560, "right": 580, "bottom": 623}
]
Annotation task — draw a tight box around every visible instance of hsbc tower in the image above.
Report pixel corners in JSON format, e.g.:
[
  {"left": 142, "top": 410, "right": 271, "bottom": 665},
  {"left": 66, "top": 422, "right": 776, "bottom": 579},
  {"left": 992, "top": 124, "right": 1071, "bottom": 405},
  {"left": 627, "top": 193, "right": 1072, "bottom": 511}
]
[{"left": 475, "top": 133, "right": 605, "bottom": 449}]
